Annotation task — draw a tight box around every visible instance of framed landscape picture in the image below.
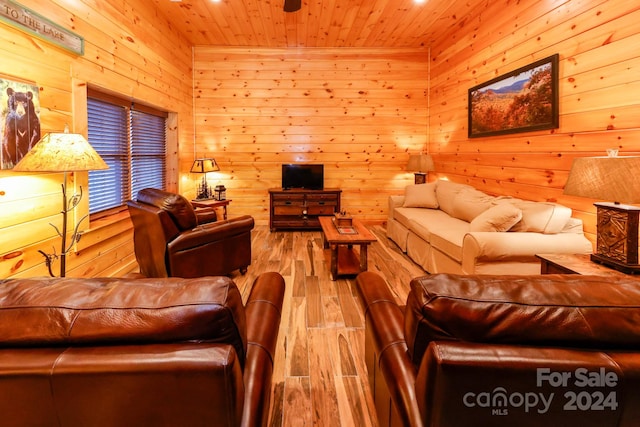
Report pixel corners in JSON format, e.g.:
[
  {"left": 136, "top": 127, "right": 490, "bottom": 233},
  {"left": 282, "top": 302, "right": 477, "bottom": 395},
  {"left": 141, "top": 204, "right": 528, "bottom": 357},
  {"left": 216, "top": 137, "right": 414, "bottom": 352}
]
[{"left": 468, "top": 54, "right": 559, "bottom": 138}]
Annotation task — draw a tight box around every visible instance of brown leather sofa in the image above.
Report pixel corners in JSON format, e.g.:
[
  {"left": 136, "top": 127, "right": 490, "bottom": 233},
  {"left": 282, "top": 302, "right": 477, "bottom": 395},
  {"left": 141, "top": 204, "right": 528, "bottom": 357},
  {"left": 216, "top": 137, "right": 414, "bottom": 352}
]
[
  {"left": 0, "top": 271, "right": 285, "bottom": 427},
  {"left": 127, "top": 188, "right": 254, "bottom": 277},
  {"left": 356, "top": 271, "right": 640, "bottom": 427}
]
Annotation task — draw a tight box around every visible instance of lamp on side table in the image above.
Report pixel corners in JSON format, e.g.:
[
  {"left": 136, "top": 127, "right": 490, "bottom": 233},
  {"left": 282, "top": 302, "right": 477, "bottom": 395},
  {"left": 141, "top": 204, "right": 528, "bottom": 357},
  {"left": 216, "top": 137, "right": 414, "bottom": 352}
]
[
  {"left": 563, "top": 151, "right": 640, "bottom": 274},
  {"left": 190, "top": 157, "right": 219, "bottom": 200},
  {"left": 406, "top": 153, "right": 434, "bottom": 184}
]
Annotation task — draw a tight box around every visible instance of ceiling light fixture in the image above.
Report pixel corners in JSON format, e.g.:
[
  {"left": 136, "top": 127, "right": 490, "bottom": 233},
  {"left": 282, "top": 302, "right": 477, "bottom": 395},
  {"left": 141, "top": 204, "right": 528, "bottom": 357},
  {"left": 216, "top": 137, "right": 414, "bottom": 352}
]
[{"left": 284, "top": 0, "right": 301, "bottom": 12}]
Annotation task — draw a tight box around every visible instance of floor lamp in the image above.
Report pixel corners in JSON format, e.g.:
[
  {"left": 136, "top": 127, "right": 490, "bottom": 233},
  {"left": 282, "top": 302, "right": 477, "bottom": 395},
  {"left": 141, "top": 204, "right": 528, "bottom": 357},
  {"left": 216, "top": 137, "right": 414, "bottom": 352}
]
[
  {"left": 564, "top": 153, "right": 640, "bottom": 274},
  {"left": 13, "top": 127, "right": 108, "bottom": 277}
]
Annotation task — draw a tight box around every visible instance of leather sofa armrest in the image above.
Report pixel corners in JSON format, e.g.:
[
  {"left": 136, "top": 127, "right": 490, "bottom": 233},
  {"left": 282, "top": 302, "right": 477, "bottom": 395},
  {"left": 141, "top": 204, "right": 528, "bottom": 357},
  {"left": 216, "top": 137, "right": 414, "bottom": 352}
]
[
  {"left": 356, "top": 271, "right": 423, "bottom": 427},
  {"left": 168, "top": 215, "right": 255, "bottom": 252},
  {"left": 194, "top": 207, "right": 218, "bottom": 224},
  {"left": 242, "top": 272, "right": 286, "bottom": 427},
  {"left": 415, "top": 341, "right": 627, "bottom": 427}
]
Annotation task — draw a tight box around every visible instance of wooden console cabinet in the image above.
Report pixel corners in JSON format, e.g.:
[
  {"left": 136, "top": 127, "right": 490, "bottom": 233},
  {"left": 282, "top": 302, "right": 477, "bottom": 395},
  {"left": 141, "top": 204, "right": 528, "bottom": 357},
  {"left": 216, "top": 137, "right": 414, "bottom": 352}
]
[{"left": 269, "top": 188, "right": 341, "bottom": 231}]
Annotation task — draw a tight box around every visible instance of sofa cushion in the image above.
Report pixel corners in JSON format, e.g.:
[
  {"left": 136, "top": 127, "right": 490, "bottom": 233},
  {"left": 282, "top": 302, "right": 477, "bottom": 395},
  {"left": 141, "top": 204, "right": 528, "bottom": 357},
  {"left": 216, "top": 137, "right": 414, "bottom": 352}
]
[
  {"left": 0, "top": 276, "right": 248, "bottom": 365},
  {"left": 450, "top": 188, "right": 494, "bottom": 222},
  {"left": 435, "top": 180, "right": 474, "bottom": 217},
  {"left": 402, "top": 182, "right": 439, "bottom": 208},
  {"left": 496, "top": 198, "right": 572, "bottom": 234},
  {"left": 425, "top": 218, "right": 470, "bottom": 262},
  {"left": 469, "top": 203, "right": 522, "bottom": 232},
  {"left": 407, "top": 210, "right": 465, "bottom": 243},
  {"left": 404, "top": 273, "right": 640, "bottom": 366},
  {"left": 393, "top": 206, "right": 446, "bottom": 231}
]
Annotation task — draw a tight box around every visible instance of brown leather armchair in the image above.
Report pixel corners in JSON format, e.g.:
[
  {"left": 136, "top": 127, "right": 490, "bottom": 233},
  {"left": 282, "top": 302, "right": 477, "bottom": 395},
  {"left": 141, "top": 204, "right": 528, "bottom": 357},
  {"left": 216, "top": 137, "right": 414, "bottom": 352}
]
[
  {"left": 356, "top": 271, "right": 640, "bottom": 427},
  {"left": 127, "top": 188, "right": 254, "bottom": 277},
  {"left": 0, "top": 272, "right": 285, "bottom": 427}
]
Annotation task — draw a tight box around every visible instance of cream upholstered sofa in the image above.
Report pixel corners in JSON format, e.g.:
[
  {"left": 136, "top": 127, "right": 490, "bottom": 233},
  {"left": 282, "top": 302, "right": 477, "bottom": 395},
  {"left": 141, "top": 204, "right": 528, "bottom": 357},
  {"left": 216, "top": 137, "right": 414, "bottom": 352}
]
[{"left": 387, "top": 179, "right": 593, "bottom": 275}]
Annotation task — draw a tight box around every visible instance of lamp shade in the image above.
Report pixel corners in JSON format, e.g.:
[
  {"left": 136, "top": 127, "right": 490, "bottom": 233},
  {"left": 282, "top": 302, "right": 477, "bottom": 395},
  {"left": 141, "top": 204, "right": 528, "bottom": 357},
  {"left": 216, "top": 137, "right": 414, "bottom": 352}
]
[
  {"left": 13, "top": 131, "right": 108, "bottom": 172},
  {"left": 406, "top": 154, "right": 434, "bottom": 172},
  {"left": 190, "top": 158, "right": 220, "bottom": 173},
  {"left": 563, "top": 156, "right": 640, "bottom": 204}
]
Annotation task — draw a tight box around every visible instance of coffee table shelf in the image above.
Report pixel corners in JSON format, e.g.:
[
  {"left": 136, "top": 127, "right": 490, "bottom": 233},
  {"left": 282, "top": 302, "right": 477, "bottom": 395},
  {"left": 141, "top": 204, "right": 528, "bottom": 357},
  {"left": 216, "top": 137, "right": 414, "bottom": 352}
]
[{"left": 319, "top": 216, "right": 377, "bottom": 280}]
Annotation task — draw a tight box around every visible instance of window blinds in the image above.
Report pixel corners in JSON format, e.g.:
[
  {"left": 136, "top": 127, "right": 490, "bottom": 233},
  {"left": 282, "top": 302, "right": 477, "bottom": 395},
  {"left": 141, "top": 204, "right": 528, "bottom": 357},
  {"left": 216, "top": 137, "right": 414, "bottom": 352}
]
[{"left": 87, "top": 93, "right": 167, "bottom": 214}]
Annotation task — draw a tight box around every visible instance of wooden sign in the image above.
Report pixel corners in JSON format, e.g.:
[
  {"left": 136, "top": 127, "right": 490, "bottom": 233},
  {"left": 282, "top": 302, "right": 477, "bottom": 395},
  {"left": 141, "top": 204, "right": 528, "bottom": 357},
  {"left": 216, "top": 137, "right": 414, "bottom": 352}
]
[{"left": 0, "top": 0, "right": 84, "bottom": 55}]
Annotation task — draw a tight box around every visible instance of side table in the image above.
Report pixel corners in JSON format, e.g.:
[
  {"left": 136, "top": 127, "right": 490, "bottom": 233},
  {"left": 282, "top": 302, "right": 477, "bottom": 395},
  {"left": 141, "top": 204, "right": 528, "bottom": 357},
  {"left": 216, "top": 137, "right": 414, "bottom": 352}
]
[
  {"left": 191, "top": 199, "right": 231, "bottom": 220},
  {"left": 536, "top": 253, "right": 628, "bottom": 276}
]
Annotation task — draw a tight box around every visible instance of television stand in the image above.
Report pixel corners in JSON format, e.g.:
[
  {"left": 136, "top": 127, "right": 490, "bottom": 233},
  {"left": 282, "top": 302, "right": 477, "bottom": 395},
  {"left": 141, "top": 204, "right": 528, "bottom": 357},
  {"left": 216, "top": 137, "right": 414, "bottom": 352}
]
[{"left": 269, "top": 188, "right": 341, "bottom": 231}]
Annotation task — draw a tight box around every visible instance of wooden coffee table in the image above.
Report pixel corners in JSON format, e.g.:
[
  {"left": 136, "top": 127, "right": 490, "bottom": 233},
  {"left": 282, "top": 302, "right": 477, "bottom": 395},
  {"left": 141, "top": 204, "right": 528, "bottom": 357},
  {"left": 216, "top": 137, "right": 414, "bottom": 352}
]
[{"left": 318, "top": 216, "right": 377, "bottom": 280}]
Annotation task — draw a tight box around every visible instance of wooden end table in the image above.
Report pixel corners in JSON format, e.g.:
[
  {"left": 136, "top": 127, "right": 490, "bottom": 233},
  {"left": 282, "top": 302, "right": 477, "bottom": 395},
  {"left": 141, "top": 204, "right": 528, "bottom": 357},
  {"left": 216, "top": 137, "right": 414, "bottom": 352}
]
[
  {"left": 191, "top": 199, "right": 231, "bottom": 220},
  {"left": 536, "top": 253, "right": 629, "bottom": 277},
  {"left": 318, "top": 216, "right": 377, "bottom": 280}
]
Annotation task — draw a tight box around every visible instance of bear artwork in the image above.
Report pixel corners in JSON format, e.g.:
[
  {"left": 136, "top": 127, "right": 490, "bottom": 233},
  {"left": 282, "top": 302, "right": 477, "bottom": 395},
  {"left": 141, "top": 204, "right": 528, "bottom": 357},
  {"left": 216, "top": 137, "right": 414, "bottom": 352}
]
[{"left": 2, "top": 87, "right": 41, "bottom": 169}]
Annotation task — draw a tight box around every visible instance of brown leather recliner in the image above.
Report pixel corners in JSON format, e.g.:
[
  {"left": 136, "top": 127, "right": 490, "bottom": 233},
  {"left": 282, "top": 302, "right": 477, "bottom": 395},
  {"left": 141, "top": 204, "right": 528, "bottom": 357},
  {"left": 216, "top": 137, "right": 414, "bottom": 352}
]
[
  {"left": 127, "top": 188, "right": 254, "bottom": 277},
  {"left": 0, "top": 272, "right": 285, "bottom": 427},
  {"left": 356, "top": 271, "right": 640, "bottom": 427}
]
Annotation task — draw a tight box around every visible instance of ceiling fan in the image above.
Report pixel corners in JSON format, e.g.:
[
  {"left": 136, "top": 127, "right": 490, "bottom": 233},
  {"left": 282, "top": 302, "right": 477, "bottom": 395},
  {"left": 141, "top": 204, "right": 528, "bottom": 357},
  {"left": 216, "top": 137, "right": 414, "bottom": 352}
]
[{"left": 283, "top": 0, "right": 301, "bottom": 12}]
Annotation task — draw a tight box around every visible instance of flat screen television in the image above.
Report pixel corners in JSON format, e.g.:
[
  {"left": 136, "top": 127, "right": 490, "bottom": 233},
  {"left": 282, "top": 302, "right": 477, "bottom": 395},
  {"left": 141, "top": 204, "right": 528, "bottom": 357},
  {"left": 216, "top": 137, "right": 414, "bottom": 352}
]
[{"left": 282, "top": 164, "right": 324, "bottom": 190}]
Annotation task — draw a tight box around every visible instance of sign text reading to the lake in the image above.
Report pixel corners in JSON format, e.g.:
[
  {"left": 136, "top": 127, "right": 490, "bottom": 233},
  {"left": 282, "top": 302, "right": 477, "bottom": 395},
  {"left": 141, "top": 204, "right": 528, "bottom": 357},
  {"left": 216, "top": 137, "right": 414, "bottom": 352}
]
[{"left": 0, "top": 0, "right": 84, "bottom": 55}]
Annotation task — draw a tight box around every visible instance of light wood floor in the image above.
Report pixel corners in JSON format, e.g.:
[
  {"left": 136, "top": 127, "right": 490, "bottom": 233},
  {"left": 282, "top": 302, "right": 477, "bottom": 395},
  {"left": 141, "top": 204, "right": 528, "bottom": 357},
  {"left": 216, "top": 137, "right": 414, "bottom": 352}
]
[{"left": 230, "top": 224, "right": 425, "bottom": 427}]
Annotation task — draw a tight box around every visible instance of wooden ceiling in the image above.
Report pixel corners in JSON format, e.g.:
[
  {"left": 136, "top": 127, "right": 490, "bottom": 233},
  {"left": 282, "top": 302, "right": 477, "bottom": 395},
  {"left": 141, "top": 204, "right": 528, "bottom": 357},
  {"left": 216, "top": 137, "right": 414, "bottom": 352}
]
[{"left": 152, "top": 0, "right": 486, "bottom": 48}]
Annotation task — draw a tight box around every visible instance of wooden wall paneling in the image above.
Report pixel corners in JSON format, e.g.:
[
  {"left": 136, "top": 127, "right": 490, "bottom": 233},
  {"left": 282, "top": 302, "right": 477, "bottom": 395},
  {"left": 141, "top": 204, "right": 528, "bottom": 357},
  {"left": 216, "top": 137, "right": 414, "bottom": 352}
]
[
  {"left": 430, "top": 1, "right": 608, "bottom": 97},
  {"left": 562, "top": 104, "right": 640, "bottom": 133},
  {"left": 0, "top": 33, "right": 70, "bottom": 77},
  {"left": 79, "top": 0, "right": 193, "bottom": 86},
  {"left": 428, "top": 0, "right": 640, "bottom": 247},
  {"left": 0, "top": 174, "right": 66, "bottom": 228},
  {"left": 193, "top": 46, "right": 428, "bottom": 225},
  {"left": 0, "top": 237, "right": 61, "bottom": 278},
  {"left": 76, "top": 212, "right": 133, "bottom": 249},
  {"left": 3, "top": 0, "right": 639, "bottom": 278},
  {"left": 0, "top": 0, "right": 193, "bottom": 278},
  {"left": 69, "top": 229, "right": 136, "bottom": 277},
  {"left": 166, "top": 112, "right": 180, "bottom": 191},
  {"left": 102, "top": 252, "right": 138, "bottom": 277},
  {"left": 1, "top": 220, "right": 132, "bottom": 280}
]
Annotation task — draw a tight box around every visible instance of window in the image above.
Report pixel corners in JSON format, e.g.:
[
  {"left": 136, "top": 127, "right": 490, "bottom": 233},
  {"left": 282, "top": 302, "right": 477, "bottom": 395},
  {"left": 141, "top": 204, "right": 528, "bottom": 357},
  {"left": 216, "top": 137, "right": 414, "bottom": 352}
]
[{"left": 87, "top": 90, "right": 167, "bottom": 214}]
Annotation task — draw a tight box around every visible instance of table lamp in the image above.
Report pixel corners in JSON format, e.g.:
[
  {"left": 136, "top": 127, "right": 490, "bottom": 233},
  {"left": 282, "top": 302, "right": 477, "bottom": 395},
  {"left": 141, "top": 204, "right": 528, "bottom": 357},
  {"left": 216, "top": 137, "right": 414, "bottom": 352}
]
[
  {"left": 13, "top": 126, "right": 109, "bottom": 277},
  {"left": 190, "top": 157, "right": 219, "bottom": 200},
  {"left": 406, "top": 153, "right": 434, "bottom": 184},
  {"left": 563, "top": 151, "right": 640, "bottom": 274}
]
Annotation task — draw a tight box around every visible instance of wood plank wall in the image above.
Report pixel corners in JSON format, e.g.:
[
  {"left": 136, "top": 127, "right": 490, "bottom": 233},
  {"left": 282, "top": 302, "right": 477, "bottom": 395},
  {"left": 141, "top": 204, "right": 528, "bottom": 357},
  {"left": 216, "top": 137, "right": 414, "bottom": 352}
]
[
  {"left": 190, "top": 47, "right": 428, "bottom": 225},
  {"left": 2, "top": 0, "right": 639, "bottom": 279},
  {"left": 0, "top": 0, "right": 192, "bottom": 278},
  {"left": 428, "top": 0, "right": 640, "bottom": 245}
]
